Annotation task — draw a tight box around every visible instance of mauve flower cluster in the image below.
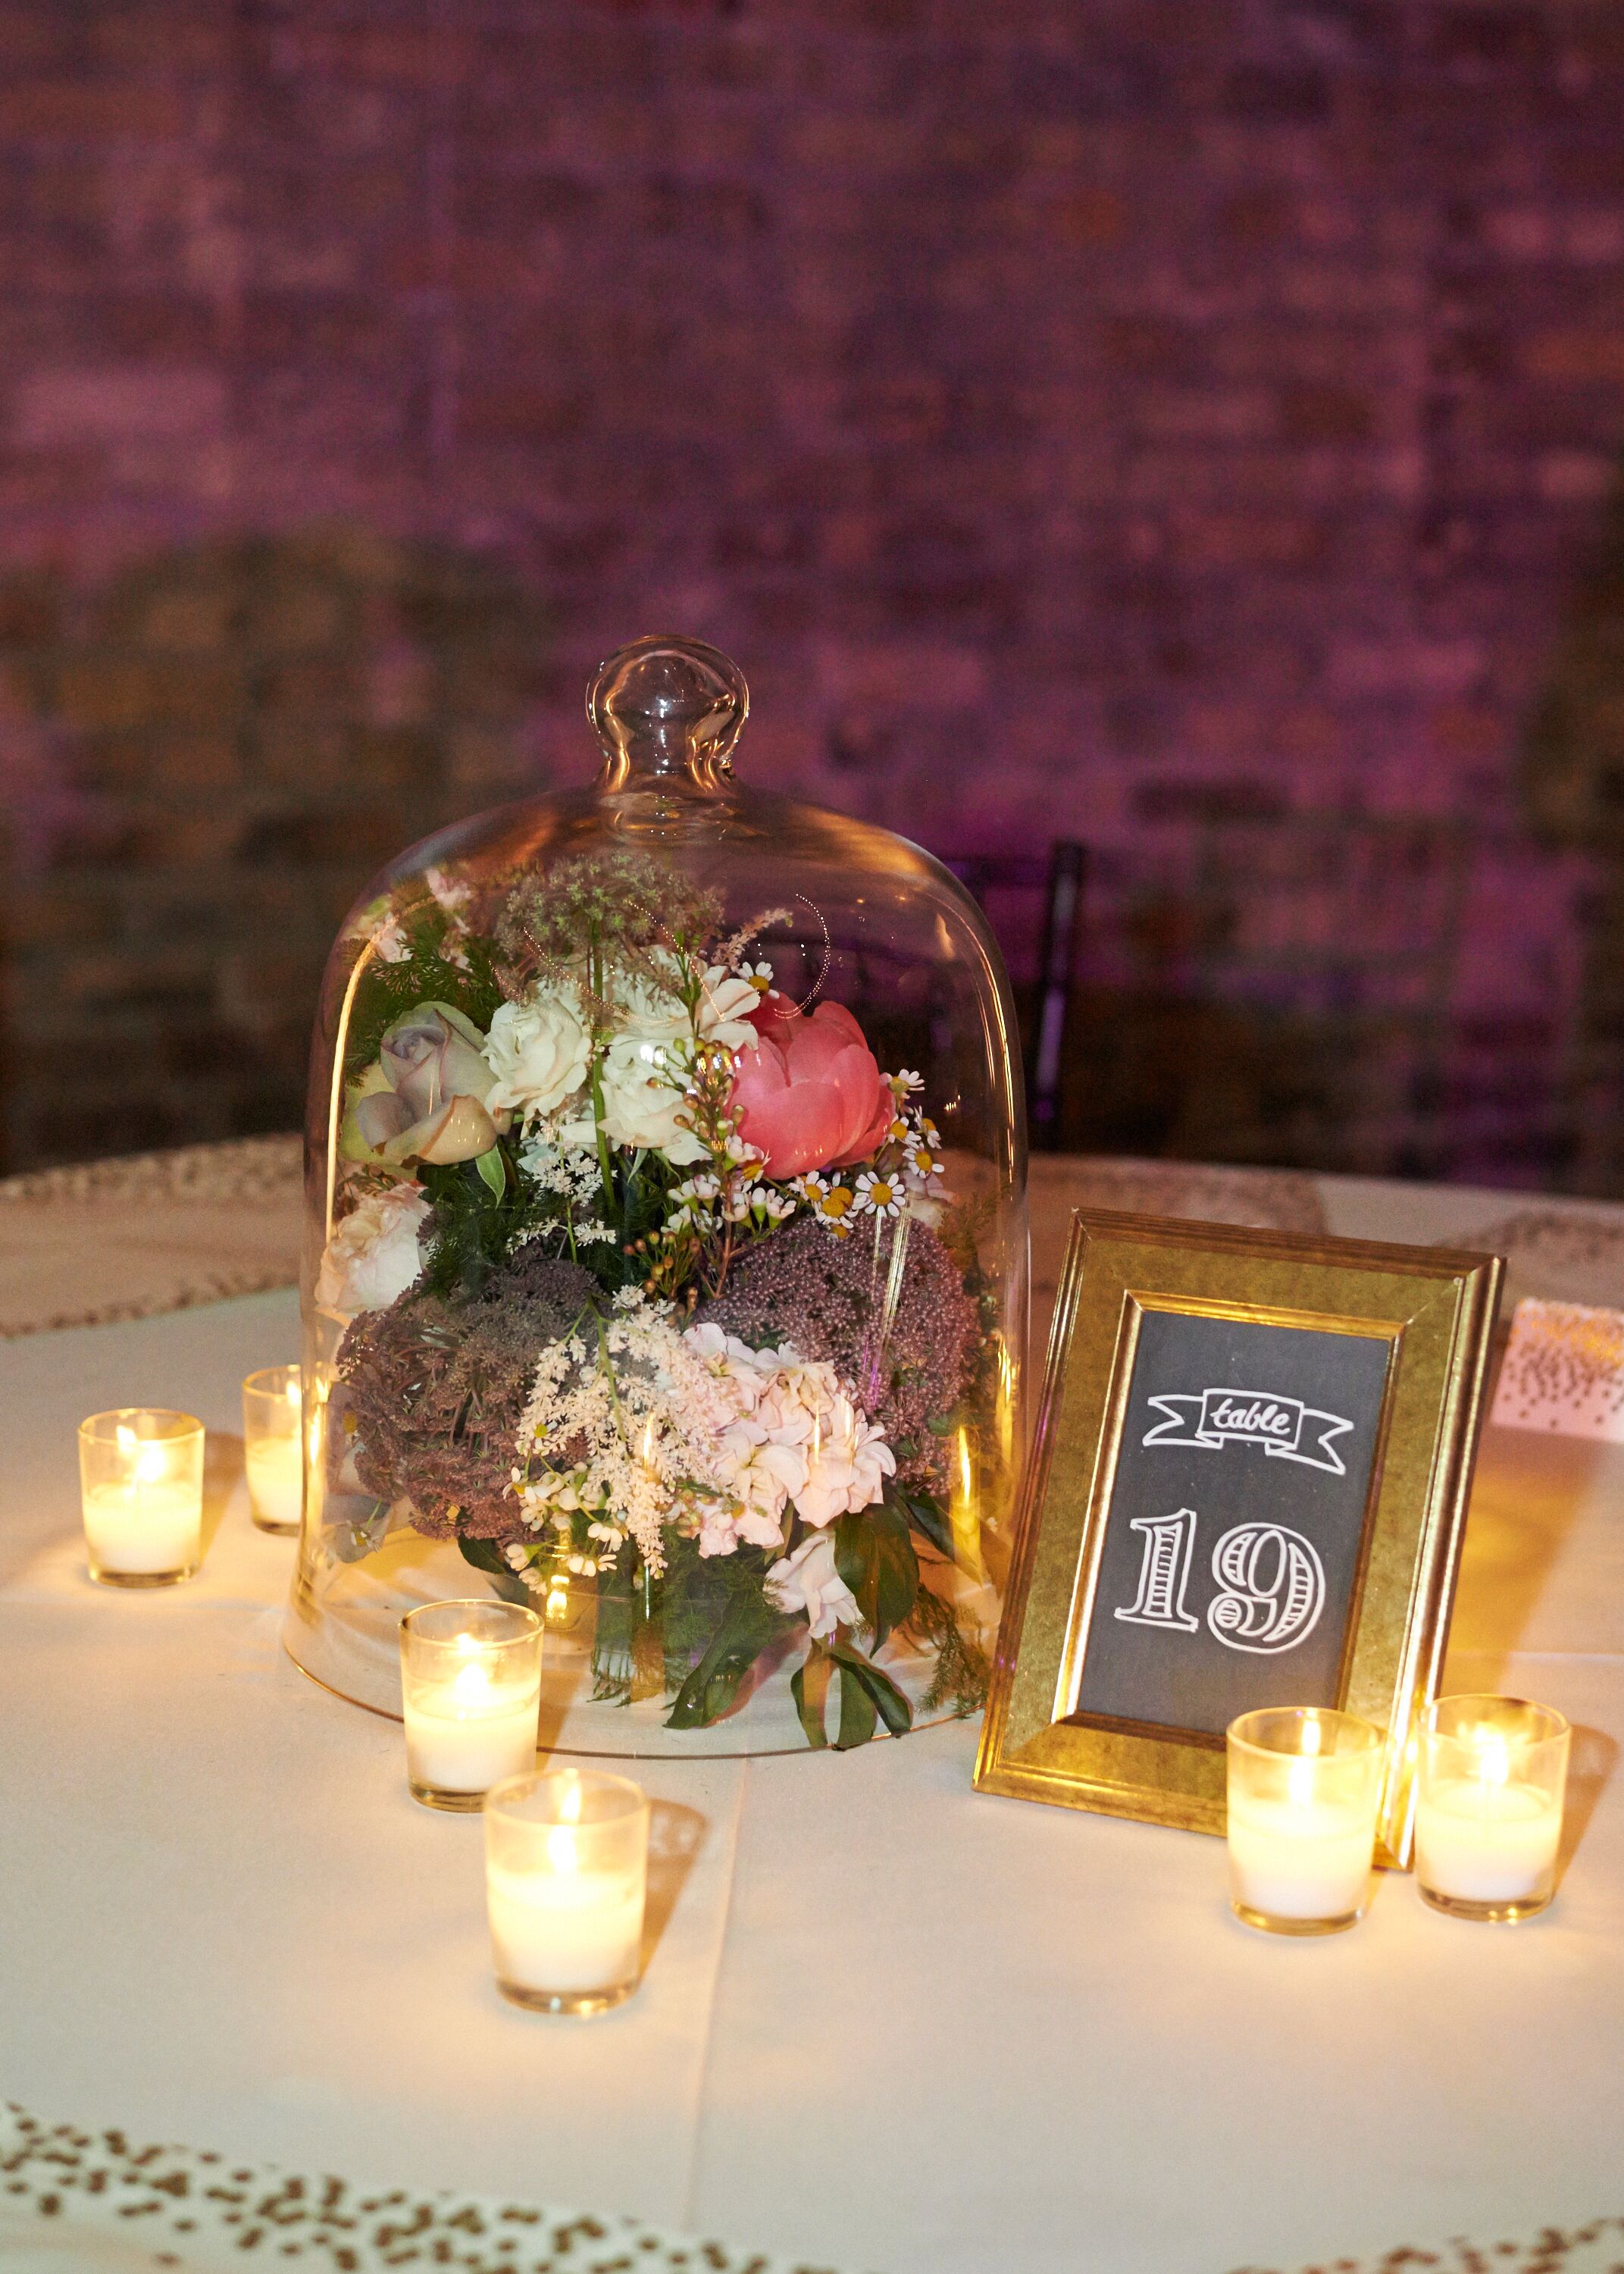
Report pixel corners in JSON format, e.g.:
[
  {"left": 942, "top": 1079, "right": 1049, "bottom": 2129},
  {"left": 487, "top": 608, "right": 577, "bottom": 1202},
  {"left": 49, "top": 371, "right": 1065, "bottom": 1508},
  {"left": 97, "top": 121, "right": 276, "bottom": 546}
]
[
  {"left": 699, "top": 1214, "right": 978, "bottom": 1495},
  {"left": 336, "top": 1249, "right": 596, "bottom": 1539}
]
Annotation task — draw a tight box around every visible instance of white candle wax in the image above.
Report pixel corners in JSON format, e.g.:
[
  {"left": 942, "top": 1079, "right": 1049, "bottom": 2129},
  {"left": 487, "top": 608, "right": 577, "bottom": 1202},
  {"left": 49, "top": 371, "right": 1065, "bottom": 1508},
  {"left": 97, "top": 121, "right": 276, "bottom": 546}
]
[
  {"left": 245, "top": 1435, "right": 303, "bottom": 1530},
  {"left": 488, "top": 1852, "right": 645, "bottom": 1996},
  {"left": 403, "top": 1660, "right": 540, "bottom": 1795},
  {"left": 1228, "top": 1795, "right": 1373, "bottom": 1922},
  {"left": 1416, "top": 1776, "right": 1561, "bottom": 1904},
  {"left": 83, "top": 1479, "right": 202, "bottom": 1575}
]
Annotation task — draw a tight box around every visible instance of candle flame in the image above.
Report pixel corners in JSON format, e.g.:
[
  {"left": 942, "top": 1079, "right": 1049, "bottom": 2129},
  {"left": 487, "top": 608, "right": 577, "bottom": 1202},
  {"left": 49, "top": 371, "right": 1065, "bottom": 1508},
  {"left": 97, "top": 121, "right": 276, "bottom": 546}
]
[
  {"left": 547, "top": 1774, "right": 584, "bottom": 1875},
  {"left": 286, "top": 1377, "right": 302, "bottom": 1412},
  {"left": 1287, "top": 1715, "right": 1322, "bottom": 1809},
  {"left": 117, "top": 1424, "right": 168, "bottom": 1486},
  {"left": 1474, "top": 1729, "right": 1510, "bottom": 1790},
  {"left": 451, "top": 1658, "right": 493, "bottom": 1709}
]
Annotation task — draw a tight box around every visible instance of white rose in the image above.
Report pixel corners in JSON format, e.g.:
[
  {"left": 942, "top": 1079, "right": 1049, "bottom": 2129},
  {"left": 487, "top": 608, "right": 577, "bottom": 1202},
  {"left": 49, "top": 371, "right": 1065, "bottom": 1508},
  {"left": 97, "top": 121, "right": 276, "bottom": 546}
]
[
  {"left": 484, "top": 990, "right": 592, "bottom": 1120},
  {"left": 795, "top": 1394, "right": 896, "bottom": 1527},
  {"left": 765, "top": 1531, "right": 860, "bottom": 1640},
  {"left": 316, "top": 1185, "right": 430, "bottom": 1315}
]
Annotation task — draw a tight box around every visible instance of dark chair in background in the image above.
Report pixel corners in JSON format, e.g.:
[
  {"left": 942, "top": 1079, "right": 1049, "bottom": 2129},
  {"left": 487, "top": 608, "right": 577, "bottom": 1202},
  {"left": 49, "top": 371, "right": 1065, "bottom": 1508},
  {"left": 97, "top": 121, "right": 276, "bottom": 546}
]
[{"left": 945, "top": 841, "right": 1086, "bottom": 1151}]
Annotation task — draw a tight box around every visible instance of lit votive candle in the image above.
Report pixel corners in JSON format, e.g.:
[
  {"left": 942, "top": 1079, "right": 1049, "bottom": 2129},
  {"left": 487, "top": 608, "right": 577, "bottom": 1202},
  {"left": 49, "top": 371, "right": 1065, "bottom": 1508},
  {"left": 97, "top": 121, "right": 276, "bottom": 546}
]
[
  {"left": 1416, "top": 1695, "right": 1569, "bottom": 1923},
  {"left": 1226, "top": 1706, "right": 1385, "bottom": 1936},
  {"left": 399, "top": 1600, "right": 543, "bottom": 1812},
  {"left": 485, "top": 1768, "right": 649, "bottom": 2015},
  {"left": 79, "top": 1409, "right": 205, "bottom": 1588},
  {"left": 243, "top": 1364, "right": 303, "bottom": 1534}
]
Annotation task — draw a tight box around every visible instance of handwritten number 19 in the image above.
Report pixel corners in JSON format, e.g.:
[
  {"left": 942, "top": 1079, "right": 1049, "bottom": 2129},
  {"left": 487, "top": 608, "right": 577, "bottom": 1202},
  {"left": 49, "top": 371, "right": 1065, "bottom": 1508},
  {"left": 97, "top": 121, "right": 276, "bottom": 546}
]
[{"left": 1114, "top": 1509, "right": 1325, "bottom": 1655}]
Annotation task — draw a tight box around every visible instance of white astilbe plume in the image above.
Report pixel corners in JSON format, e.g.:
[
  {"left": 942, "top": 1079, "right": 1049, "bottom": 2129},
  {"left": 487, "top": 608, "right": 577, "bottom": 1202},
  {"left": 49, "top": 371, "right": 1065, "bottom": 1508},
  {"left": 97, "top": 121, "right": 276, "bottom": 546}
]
[{"left": 511, "top": 1298, "right": 895, "bottom": 1583}]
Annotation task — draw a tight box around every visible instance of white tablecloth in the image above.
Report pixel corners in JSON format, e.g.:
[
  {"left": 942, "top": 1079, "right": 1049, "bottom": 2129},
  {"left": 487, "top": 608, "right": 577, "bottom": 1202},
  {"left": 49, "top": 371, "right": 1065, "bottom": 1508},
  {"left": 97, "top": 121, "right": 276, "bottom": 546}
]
[{"left": 2, "top": 1273, "right": 1620, "bottom": 2274}]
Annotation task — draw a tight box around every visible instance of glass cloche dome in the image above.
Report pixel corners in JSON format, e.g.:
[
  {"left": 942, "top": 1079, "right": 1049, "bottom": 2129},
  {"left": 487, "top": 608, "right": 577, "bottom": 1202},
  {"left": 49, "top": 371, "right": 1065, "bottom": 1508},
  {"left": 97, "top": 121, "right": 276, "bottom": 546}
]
[{"left": 284, "top": 634, "right": 1027, "bottom": 1755}]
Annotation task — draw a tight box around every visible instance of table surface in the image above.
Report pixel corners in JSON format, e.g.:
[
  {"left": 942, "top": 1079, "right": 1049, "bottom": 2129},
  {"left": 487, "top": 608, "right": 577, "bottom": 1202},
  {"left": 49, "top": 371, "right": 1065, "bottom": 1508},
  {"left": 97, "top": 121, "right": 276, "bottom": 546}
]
[{"left": 2, "top": 1151, "right": 1621, "bottom": 2274}]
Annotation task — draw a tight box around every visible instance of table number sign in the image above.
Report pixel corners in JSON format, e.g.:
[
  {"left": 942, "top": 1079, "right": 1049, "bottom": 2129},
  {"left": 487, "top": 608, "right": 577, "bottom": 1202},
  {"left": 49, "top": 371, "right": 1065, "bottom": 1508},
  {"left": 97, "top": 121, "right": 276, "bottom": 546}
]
[{"left": 976, "top": 1211, "right": 1502, "bottom": 1865}]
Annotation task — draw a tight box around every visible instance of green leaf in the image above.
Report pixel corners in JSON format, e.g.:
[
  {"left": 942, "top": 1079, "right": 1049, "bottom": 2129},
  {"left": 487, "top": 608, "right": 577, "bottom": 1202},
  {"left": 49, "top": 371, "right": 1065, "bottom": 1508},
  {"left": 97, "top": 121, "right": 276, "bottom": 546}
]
[
  {"left": 833, "top": 1501, "right": 920, "bottom": 1648},
  {"left": 828, "top": 1634, "right": 914, "bottom": 1740},
  {"left": 790, "top": 1642, "right": 832, "bottom": 1749},
  {"left": 892, "top": 1480, "right": 954, "bottom": 1561},
  {"left": 455, "top": 1531, "right": 530, "bottom": 1605},
  {"left": 836, "top": 1657, "right": 878, "bottom": 1749},
  {"left": 474, "top": 1145, "right": 506, "bottom": 1198},
  {"left": 665, "top": 1586, "right": 780, "bottom": 1730}
]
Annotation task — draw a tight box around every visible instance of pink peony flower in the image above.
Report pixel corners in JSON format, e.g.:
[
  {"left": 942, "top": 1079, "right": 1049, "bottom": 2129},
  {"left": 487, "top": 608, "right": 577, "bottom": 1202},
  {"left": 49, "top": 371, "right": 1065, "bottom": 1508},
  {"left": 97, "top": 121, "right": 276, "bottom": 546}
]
[{"left": 728, "top": 999, "right": 895, "bottom": 1179}]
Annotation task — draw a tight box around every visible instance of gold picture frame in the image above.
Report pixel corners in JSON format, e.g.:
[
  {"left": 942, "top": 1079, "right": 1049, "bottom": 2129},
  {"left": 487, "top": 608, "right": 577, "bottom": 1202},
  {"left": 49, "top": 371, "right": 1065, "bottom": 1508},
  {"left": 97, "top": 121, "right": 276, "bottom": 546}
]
[{"left": 975, "top": 1209, "right": 1503, "bottom": 1868}]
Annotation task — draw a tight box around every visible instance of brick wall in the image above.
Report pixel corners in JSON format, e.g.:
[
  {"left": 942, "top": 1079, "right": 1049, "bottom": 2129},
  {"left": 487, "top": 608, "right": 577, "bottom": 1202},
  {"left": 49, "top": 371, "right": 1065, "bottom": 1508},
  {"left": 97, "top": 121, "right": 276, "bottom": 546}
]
[{"left": 2, "top": 1, "right": 1622, "bottom": 1186}]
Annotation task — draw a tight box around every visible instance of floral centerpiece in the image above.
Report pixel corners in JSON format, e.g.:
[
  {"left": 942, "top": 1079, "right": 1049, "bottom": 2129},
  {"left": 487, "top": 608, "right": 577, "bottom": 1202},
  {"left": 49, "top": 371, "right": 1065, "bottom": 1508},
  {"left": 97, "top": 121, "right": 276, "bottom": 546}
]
[{"left": 316, "top": 850, "right": 996, "bottom": 1749}]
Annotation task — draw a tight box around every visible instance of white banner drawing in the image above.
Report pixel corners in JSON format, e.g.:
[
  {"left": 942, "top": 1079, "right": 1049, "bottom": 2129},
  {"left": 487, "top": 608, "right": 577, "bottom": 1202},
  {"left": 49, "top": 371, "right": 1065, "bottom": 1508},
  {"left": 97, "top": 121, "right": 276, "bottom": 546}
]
[{"left": 1141, "top": 1386, "right": 1353, "bottom": 1477}]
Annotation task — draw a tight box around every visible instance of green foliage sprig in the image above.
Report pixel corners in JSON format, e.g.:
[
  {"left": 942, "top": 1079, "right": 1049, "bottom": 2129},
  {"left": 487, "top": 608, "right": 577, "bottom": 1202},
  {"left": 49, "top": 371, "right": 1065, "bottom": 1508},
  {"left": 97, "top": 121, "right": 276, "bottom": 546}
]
[{"left": 346, "top": 909, "right": 504, "bottom": 1075}]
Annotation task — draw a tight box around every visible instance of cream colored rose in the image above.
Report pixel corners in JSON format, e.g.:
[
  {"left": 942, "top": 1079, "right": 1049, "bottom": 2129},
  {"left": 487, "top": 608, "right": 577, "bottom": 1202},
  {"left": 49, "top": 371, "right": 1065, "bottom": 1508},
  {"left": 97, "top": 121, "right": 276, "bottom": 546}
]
[
  {"left": 316, "top": 1185, "right": 430, "bottom": 1315},
  {"left": 484, "top": 990, "right": 592, "bottom": 1120}
]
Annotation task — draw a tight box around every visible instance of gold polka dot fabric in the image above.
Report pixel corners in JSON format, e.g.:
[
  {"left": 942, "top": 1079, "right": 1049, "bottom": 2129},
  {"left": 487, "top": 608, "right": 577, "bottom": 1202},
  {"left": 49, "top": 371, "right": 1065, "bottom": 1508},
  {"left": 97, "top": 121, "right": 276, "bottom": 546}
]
[{"left": 0, "top": 2106, "right": 850, "bottom": 2274}]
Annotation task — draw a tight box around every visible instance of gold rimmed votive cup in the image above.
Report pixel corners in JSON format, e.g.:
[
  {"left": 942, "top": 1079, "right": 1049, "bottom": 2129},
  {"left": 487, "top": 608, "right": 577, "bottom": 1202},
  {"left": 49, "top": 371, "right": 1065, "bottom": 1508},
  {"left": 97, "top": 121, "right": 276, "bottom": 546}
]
[
  {"left": 1226, "top": 1706, "right": 1385, "bottom": 1936},
  {"left": 399, "top": 1600, "right": 543, "bottom": 1812},
  {"left": 243, "top": 1364, "right": 303, "bottom": 1535},
  {"left": 485, "top": 1768, "right": 649, "bottom": 2016},
  {"left": 1415, "top": 1695, "right": 1569, "bottom": 1923},
  {"left": 79, "top": 1409, "right": 205, "bottom": 1588}
]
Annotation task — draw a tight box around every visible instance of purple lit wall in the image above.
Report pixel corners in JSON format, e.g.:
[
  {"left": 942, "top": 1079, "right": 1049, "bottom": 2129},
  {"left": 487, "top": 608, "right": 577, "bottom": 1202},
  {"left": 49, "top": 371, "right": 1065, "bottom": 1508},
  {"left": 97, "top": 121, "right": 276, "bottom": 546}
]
[{"left": 2, "top": 2, "right": 1623, "bottom": 1187}]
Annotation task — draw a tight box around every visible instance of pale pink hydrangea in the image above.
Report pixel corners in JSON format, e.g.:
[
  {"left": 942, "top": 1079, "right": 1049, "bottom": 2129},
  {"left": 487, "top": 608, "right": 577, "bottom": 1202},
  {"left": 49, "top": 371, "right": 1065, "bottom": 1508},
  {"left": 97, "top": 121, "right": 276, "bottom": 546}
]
[
  {"left": 511, "top": 1303, "right": 895, "bottom": 1579},
  {"left": 765, "top": 1532, "right": 861, "bottom": 1640}
]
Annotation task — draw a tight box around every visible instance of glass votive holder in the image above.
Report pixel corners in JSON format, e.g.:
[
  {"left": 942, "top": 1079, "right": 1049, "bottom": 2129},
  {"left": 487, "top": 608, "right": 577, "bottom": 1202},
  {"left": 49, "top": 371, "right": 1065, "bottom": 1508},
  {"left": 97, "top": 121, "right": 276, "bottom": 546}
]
[
  {"left": 243, "top": 1364, "right": 303, "bottom": 1535},
  {"left": 399, "top": 1600, "right": 544, "bottom": 1812},
  {"left": 1226, "top": 1706, "right": 1385, "bottom": 1936},
  {"left": 79, "top": 1409, "right": 205, "bottom": 1588},
  {"left": 1415, "top": 1695, "right": 1569, "bottom": 1923},
  {"left": 484, "top": 1769, "right": 649, "bottom": 2016}
]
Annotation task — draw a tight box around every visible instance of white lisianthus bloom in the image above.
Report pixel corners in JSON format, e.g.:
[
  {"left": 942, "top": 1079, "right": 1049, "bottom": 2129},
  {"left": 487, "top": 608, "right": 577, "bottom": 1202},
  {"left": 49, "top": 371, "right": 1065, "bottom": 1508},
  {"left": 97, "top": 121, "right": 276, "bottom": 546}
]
[
  {"left": 590, "top": 1032, "right": 709, "bottom": 1163},
  {"left": 619, "top": 957, "right": 761, "bottom": 1052},
  {"left": 692, "top": 963, "right": 762, "bottom": 1048},
  {"left": 315, "top": 1185, "right": 430, "bottom": 1315},
  {"left": 795, "top": 1394, "right": 896, "bottom": 1527},
  {"left": 765, "top": 1531, "right": 860, "bottom": 1640},
  {"left": 484, "top": 989, "right": 592, "bottom": 1120}
]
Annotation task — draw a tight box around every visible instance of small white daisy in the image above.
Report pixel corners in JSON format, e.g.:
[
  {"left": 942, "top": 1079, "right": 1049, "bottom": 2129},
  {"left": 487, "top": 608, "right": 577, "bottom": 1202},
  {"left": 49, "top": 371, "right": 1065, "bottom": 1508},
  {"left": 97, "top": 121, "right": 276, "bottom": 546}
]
[
  {"left": 855, "top": 1170, "right": 904, "bottom": 1218},
  {"left": 809, "top": 1176, "right": 857, "bottom": 1231}
]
